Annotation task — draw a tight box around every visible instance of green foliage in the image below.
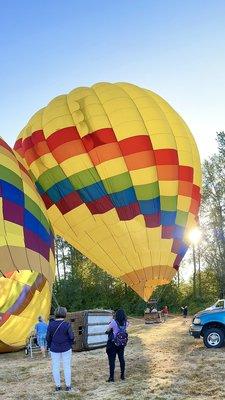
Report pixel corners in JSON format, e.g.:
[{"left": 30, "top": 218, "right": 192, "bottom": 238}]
[
  {"left": 201, "top": 131, "right": 225, "bottom": 297},
  {"left": 152, "top": 281, "right": 183, "bottom": 312},
  {"left": 53, "top": 235, "right": 221, "bottom": 317}
]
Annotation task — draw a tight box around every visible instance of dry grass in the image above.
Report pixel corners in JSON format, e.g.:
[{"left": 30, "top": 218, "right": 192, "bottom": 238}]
[{"left": 1, "top": 316, "right": 225, "bottom": 399}]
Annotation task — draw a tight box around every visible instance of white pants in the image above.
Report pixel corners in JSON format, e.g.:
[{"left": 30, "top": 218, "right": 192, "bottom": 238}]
[{"left": 50, "top": 349, "right": 72, "bottom": 387}]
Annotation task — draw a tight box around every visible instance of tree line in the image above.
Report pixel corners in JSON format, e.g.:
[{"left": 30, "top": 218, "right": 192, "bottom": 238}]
[{"left": 53, "top": 132, "right": 225, "bottom": 315}]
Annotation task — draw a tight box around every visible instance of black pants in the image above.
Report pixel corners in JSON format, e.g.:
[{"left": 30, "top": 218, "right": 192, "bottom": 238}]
[{"left": 106, "top": 341, "right": 125, "bottom": 379}]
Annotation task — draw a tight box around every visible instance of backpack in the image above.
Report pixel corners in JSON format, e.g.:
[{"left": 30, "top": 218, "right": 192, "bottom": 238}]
[{"left": 114, "top": 322, "right": 128, "bottom": 347}]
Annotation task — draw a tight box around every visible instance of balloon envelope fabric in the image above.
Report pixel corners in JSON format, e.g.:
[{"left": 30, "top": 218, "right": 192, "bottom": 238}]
[
  {"left": 0, "top": 271, "right": 51, "bottom": 352},
  {"left": 0, "top": 138, "right": 55, "bottom": 351},
  {"left": 0, "top": 138, "right": 55, "bottom": 281},
  {"left": 14, "top": 82, "right": 201, "bottom": 300}
]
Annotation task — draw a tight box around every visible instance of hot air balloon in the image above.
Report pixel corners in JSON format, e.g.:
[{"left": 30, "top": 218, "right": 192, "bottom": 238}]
[
  {"left": 0, "top": 138, "right": 55, "bottom": 352},
  {"left": 0, "top": 271, "right": 51, "bottom": 352},
  {"left": 14, "top": 82, "right": 201, "bottom": 301}
]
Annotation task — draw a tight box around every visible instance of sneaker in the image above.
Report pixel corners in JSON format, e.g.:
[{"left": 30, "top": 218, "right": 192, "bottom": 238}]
[
  {"left": 65, "top": 387, "right": 80, "bottom": 393},
  {"left": 106, "top": 377, "right": 114, "bottom": 382},
  {"left": 121, "top": 375, "right": 125, "bottom": 381},
  {"left": 55, "top": 386, "right": 61, "bottom": 391}
]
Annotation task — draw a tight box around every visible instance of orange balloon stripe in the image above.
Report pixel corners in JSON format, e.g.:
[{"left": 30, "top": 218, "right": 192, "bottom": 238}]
[
  {"left": 89, "top": 142, "right": 122, "bottom": 164},
  {"left": 14, "top": 127, "right": 201, "bottom": 221},
  {"left": 124, "top": 151, "right": 156, "bottom": 170},
  {"left": 157, "top": 165, "right": 178, "bottom": 180},
  {"left": 52, "top": 140, "right": 86, "bottom": 163},
  {"left": 178, "top": 181, "right": 193, "bottom": 197},
  {"left": 15, "top": 127, "right": 195, "bottom": 186}
]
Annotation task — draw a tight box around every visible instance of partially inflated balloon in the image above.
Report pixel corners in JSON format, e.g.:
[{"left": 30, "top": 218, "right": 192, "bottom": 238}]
[
  {"left": 0, "top": 138, "right": 55, "bottom": 351},
  {"left": 0, "top": 271, "right": 51, "bottom": 352},
  {"left": 14, "top": 82, "right": 201, "bottom": 300}
]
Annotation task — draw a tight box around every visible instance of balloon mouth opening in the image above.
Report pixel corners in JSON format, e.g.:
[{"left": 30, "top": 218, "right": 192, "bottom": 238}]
[{"left": 120, "top": 266, "right": 177, "bottom": 300}]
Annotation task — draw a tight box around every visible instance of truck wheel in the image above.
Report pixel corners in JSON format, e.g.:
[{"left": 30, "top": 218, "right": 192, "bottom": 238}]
[{"left": 203, "top": 327, "right": 225, "bottom": 348}]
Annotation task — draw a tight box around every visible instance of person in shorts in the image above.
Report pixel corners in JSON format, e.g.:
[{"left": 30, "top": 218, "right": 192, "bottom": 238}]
[{"left": 35, "top": 316, "right": 48, "bottom": 357}]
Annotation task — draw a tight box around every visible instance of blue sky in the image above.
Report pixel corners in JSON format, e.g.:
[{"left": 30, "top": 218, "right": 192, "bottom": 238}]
[{"left": 1, "top": 0, "right": 225, "bottom": 160}]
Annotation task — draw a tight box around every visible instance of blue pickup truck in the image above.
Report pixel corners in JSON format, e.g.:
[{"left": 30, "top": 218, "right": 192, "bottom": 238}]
[{"left": 189, "top": 301, "right": 225, "bottom": 348}]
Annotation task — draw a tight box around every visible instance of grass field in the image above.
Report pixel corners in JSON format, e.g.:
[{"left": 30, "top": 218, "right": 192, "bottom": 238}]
[{"left": 0, "top": 316, "right": 225, "bottom": 400}]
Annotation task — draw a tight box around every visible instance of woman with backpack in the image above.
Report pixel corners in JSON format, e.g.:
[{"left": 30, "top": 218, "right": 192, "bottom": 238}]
[
  {"left": 105, "top": 308, "right": 128, "bottom": 382},
  {"left": 46, "top": 307, "right": 75, "bottom": 392}
]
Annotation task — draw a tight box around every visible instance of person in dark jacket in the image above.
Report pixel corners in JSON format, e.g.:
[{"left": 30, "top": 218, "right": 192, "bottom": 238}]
[
  {"left": 105, "top": 308, "right": 128, "bottom": 382},
  {"left": 46, "top": 306, "right": 75, "bottom": 392},
  {"left": 181, "top": 306, "right": 188, "bottom": 319}
]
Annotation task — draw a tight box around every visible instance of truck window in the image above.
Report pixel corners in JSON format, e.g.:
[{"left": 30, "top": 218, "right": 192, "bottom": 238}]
[{"left": 215, "top": 301, "right": 224, "bottom": 308}]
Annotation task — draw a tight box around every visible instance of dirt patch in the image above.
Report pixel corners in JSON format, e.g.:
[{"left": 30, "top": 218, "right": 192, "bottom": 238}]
[{"left": 0, "top": 317, "right": 224, "bottom": 399}]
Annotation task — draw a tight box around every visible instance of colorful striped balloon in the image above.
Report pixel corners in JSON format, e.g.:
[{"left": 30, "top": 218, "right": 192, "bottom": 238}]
[
  {"left": 14, "top": 82, "right": 201, "bottom": 300},
  {"left": 0, "top": 138, "right": 55, "bottom": 352}
]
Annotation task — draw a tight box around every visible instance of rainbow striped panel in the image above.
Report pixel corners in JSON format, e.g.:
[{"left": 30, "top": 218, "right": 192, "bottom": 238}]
[
  {"left": 0, "top": 138, "right": 55, "bottom": 352},
  {"left": 0, "top": 271, "right": 51, "bottom": 352},
  {"left": 0, "top": 138, "right": 55, "bottom": 282},
  {"left": 14, "top": 82, "right": 201, "bottom": 300}
]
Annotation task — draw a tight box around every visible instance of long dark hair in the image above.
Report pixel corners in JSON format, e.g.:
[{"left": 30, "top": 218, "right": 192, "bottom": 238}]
[{"left": 115, "top": 308, "right": 127, "bottom": 326}]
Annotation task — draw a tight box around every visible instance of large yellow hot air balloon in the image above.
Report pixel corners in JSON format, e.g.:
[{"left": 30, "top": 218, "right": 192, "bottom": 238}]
[
  {"left": 14, "top": 82, "right": 201, "bottom": 301},
  {"left": 0, "top": 138, "right": 55, "bottom": 352}
]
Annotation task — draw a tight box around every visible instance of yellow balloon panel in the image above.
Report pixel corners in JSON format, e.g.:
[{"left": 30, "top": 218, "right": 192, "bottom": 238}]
[
  {"left": 14, "top": 82, "right": 202, "bottom": 300},
  {"left": 0, "top": 271, "right": 51, "bottom": 352}
]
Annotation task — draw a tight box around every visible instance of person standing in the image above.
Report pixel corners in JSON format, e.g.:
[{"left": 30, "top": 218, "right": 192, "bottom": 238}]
[
  {"left": 105, "top": 308, "right": 128, "bottom": 382},
  {"left": 181, "top": 306, "right": 188, "bottom": 320},
  {"left": 35, "top": 316, "right": 48, "bottom": 358},
  {"left": 46, "top": 307, "right": 75, "bottom": 392},
  {"left": 162, "top": 305, "right": 169, "bottom": 322}
]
